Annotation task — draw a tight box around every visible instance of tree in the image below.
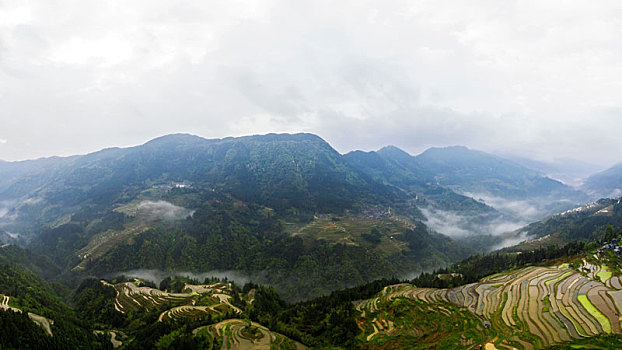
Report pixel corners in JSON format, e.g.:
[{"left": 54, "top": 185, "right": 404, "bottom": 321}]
[{"left": 605, "top": 224, "right": 616, "bottom": 242}]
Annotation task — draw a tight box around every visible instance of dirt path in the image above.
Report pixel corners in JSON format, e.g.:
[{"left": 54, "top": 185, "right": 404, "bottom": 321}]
[
  {"left": 2, "top": 294, "right": 54, "bottom": 336},
  {"left": 213, "top": 293, "right": 242, "bottom": 314},
  {"left": 0, "top": 294, "right": 9, "bottom": 308},
  {"left": 366, "top": 321, "right": 379, "bottom": 341},
  {"left": 110, "top": 331, "right": 122, "bottom": 348},
  {"left": 28, "top": 313, "right": 53, "bottom": 336}
]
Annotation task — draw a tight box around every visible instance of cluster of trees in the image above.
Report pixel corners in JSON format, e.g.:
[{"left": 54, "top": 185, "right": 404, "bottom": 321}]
[
  {"left": 411, "top": 240, "right": 591, "bottom": 289},
  {"left": 74, "top": 279, "right": 124, "bottom": 327},
  {"left": 0, "top": 262, "right": 67, "bottom": 317},
  {"left": 242, "top": 278, "right": 401, "bottom": 348},
  {"left": 0, "top": 309, "right": 54, "bottom": 348}
]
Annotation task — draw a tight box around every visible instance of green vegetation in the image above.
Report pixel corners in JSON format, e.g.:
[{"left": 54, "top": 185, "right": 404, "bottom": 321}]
[
  {"left": 0, "top": 262, "right": 112, "bottom": 349},
  {"left": 549, "top": 334, "right": 622, "bottom": 349},
  {"left": 357, "top": 262, "right": 621, "bottom": 348},
  {"left": 577, "top": 295, "right": 612, "bottom": 334},
  {"left": 74, "top": 278, "right": 125, "bottom": 327},
  {"left": 0, "top": 261, "right": 68, "bottom": 317},
  {"left": 5, "top": 228, "right": 622, "bottom": 349},
  {"left": 597, "top": 266, "right": 612, "bottom": 283},
  {"left": 0, "top": 134, "right": 468, "bottom": 302},
  {"left": 358, "top": 298, "right": 492, "bottom": 349},
  {"left": 83, "top": 195, "right": 468, "bottom": 301}
]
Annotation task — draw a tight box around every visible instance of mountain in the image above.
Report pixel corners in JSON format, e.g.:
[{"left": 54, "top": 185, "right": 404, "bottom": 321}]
[
  {"left": 0, "top": 244, "right": 61, "bottom": 280},
  {"left": 344, "top": 145, "right": 591, "bottom": 251},
  {"left": 393, "top": 145, "right": 586, "bottom": 221},
  {"left": 344, "top": 147, "right": 516, "bottom": 251},
  {"left": 505, "top": 197, "right": 622, "bottom": 250},
  {"left": 0, "top": 133, "right": 403, "bottom": 237},
  {"left": 0, "top": 133, "right": 471, "bottom": 301},
  {"left": 415, "top": 146, "right": 585, "bottom": 202},
  {"left": 582, "top": 163, "right": 622, "bottom": 199},
  {"left": 348, "top": 145, "right": 588, "bottom": 219}
]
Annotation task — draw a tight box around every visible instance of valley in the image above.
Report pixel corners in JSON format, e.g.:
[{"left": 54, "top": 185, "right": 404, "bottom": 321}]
[{"left": 1, "top": 133, "right": 622, "bottom": 349}]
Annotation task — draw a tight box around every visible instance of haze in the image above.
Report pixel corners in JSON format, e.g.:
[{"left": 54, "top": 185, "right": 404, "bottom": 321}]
[{"left": 1, "top": 1, "right": 621, "bottom": 168}]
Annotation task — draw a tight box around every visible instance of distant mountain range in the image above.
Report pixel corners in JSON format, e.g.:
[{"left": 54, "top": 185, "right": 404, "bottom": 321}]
[
  {"left": 0, "top": 132, "right": 621, "bottom": 300},
  {"left": 582, "top": 164, "right": 622, "bottom": 199}
]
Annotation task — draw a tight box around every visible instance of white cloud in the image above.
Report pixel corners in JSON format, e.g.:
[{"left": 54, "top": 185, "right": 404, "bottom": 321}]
[
  {"left": 135, "top": 200, "right": 194, "bottom": 221},
  {"left": 0, "top": 1, "right": 620, "bottom": 167},
  {"left": 0, "top": 139, "right": 6, "bottom": 144}
]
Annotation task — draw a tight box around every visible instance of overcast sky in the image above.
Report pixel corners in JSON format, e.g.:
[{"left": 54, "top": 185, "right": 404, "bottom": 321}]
[{"left": 0, "top": 1, "right": 621, "bottom": 167}]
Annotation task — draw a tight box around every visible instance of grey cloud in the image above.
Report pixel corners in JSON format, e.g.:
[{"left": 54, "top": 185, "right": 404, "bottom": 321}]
[{"left": 0, "top": 1, "right": 620, "bottom": 168}]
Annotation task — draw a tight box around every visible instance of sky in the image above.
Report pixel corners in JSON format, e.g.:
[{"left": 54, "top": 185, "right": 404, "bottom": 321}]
[{"left": 0, "top": 0, "right": 621, "bottom": 168}]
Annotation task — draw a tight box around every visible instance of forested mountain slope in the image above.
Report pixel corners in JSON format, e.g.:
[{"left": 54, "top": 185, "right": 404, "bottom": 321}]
[
  {"left": 0, "top": 133, "right": 405, "bottom": 237},
  {"left": 0, "top": 133, "right": 605, "bottom": 303},
  {"left": 0, "top": 133, "right": 473, "bottom": 301},
  {"left": 506, "top": 197, "right": 622, "bottom": 251},
  {"left": 0, "top": 259, "right": 111, "bottom": 349},
  {"left": 344, "top": 147, "right": 496, "bottom": 215}
]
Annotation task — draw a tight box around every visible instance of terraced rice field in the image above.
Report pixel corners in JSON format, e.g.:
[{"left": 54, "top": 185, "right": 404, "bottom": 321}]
[
  {"left": 355, "top": 296, "right": 491, "bottom": 348},
  {"left": 0, "top": 294, "right": 54, "bottom": 336},
  {"left": 292, "top": 217, "right": 411, "bottom": 255},
  {"left": 110, "top": 280, "right": 191, "bottom": 313},
  {"left": 94, "top": 330, "right": 124, "bottom": 348},
  {"left": 73, "top": 225, "right": 149, "bottom": 271},
  {"left": 106, "top": 280, "right": 242, "bottom": 322},
  {"left": 357, "top": 263, "right": 622, "bottom": 349},
  {"left": 193, "top": 319, "right": 305, "bottom": 350},
  {"left": 158, "top": 293, "right": 241, "bottom": 322}
]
